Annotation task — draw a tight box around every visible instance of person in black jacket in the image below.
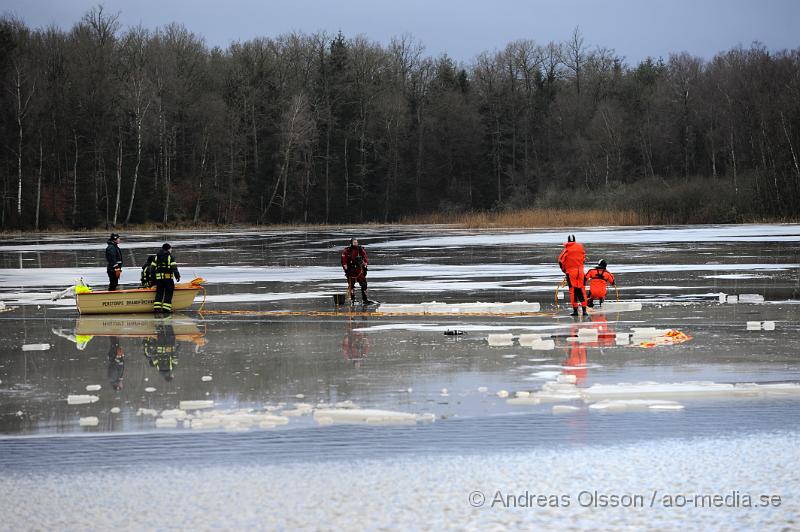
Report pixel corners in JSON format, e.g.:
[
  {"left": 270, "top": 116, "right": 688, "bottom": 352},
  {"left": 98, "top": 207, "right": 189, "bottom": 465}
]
[
  {"left": 105, "top": 233, "right": 123, "bottom": 291},
  {"left": 153, "top": 243, "right": 181, "bottom": 313}
]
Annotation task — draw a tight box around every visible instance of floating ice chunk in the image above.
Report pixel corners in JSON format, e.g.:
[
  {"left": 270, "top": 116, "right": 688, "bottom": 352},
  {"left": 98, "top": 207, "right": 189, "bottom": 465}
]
[
  {"left": 312, "top": 408, "right": 418, "bottom": 425},
  {"left": 726, "top": 295, "right": 739, "bottom": 304},
  {"left": 22, "top": 343, "right": 50, "bottom": 351},
  {"left": 718, "top": 293, "right": 727, "bottom": 303},
  {"left": 496, "top": 390, "right": 509, "bottom": 398},
  {"left": 552, "top": 405, "right": 580, "bottom": 414},
  {"left": 136, "top": 408, "right": 158, "bottom": 417},
  {"left": 649, "top": 404, "right": 685, "bottom": 411},
  {"left": 596, "top": 301, "right": 642, "bottom": 312},
  {"left": 144, "top": 387, "right": 156, "bottom": 393},
  {"left": 110, "top": 407, "right": 120, "bottom": 414},
  {"left": 557, "top": 374, "right": 577, "bottom": 384},
  {"left": 189, "top": 410, "right": 289, "bottom": 430},
  {"left": 518, "top": 334, "right": 545, "bottom": 346},
  {"left": 556, "top": 292, "right": 564, "bottom": 300},
  {"left": 762, "top": 321, "right": 775, "bottom": 331},
  {"left": 531, "top": 381, "right": 582, "bottom": 402},
  {"left": 160, "top": 409, "right": 187, "bottom": 420},
  {"left": 507, "top": 396, "right": 541, "bottom": 405},
  {"left": 85, "top": 384, "right": 101, "bottom": 391},
  {"left": 179, "top": 400, "right": 215, "bottom": 410},
  {"left": 615, "top": 332, "right": 630, "bottom": 345},
  {"left": 753, "top": 383, "right": 800, "bottom": 396},
  {"left": 739, "top": 293, "right": 765, "bottom": 303},
  {"left": 577, "top": 329, "right": 599, "bottom": 342},
  {"left": 418, "top": 413, "right": 436, "bottom": 423},
  {"left": 531, "top": 371, "right": 561, "bottom": 380},
  {"left": 746, "top": 321, "right": 761, "bottom": 331},
  {"left": 67, "top": 395, "right": 99, "bottom": 405},
  {"left": 295, "top": 394, "right": 305, "bottom": 399},
  {"left": 487, "top": 333, "right": 514, "bottom": 346},
  {"left": 406, "top": 388, "right": 413, "bottom": 393},
  {"left": 578, "top": 381, "right": 791, "bottom": 401},
  {"left": 516, "top": 391, "right": 531, "bottom": 398},
  {"left": 79, "top": 416, "right": 99, "bottom": 426},
  {"left": 530, "top": 339, "right": 555, "bottom": 350},
  {"left": 201, "top": 376, "right": 213, "bottom": 382},
  {"left": 589, "top": 399, "right": 682, "bottom": 411},
  {"left": 477, "top": 386, "right": 489, "bottom": 393},
  {"left": 155, "top": 418, "right": 178, "bottom": 428},
  {"left": 282, "top": 403, "right": 313, "bottom": 416}
]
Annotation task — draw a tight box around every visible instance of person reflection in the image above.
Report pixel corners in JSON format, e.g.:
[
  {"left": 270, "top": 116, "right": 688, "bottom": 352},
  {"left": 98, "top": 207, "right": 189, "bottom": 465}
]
[
  {"left": 107, "top": 336, "right": 125, "bottom": 390},
  {"left": 143, "top": 322, "right": 180, "bottom": 381},
  {"left": 342, "top": 318, "right": 369, "bottom": 367},
  {"left": 561, "top": 314, "right": 616, "bottom": 385},
  {"left": 562, "top": 322, "right": 588, "bottom": 385}
]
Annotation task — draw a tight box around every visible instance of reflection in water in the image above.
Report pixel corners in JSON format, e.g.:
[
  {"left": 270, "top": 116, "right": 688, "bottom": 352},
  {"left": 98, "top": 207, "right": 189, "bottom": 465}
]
[
  {"left": 51, "top": 314, "right": 207, "bottom": 385},
  {"left": 342, "top": 317, "right": 369, "bottom": 367},
  {"left": 561, "top": 314, "right": 615, "bottom": 385},
  {"left": 143, "top": 323, "right": 179, "bottom": 382},
  {"left": 107, "top": 337, "right": 124, "bottom": 391}
]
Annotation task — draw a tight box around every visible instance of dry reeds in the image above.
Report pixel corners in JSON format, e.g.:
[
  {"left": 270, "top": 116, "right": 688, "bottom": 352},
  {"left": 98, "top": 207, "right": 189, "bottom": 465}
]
[{"left": 399, "top": 208, "right": 646, "bottom": 228}]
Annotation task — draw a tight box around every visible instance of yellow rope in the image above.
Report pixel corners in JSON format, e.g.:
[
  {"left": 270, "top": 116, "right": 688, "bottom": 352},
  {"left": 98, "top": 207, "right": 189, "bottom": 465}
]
[{"left": 554, "top": 278, "right": 566, "bottom": 310}]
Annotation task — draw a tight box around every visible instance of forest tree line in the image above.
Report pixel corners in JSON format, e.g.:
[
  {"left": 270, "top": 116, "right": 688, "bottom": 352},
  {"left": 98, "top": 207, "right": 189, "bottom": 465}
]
[{"left": 1, "top": 7, "right": 799, "bottom": 230}]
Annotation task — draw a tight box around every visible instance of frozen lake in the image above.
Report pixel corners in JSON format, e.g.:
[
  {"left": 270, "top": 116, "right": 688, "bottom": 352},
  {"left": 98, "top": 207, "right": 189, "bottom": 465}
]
[{"left": 1, "top": 224, "right": 799, "bottom": 528}]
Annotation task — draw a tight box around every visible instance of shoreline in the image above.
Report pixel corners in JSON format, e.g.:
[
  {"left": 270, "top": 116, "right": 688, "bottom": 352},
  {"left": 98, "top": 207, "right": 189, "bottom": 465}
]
[{"left": 1, "top": 216, "right": 798, "bottom": 237}]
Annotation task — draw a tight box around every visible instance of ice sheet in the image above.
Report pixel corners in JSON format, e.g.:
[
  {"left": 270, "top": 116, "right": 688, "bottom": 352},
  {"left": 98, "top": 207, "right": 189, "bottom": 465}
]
[
  {"left": 312, "top": 408, "right": 420, "bottom": 425},
  {"left": 371, "top": 224, "right": 800, "bottom": 248}
]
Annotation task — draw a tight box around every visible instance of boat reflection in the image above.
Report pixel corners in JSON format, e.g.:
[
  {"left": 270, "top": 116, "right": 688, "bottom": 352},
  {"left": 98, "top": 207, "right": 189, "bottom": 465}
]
[{"left": 52, "top": 313, "right": 207, "bottom": 349}]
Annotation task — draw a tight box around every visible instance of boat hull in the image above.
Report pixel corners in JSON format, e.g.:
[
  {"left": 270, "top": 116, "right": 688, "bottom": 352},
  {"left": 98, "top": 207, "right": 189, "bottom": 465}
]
[{"left": 76, "top": 283, "right": 201, "bottom": 315}]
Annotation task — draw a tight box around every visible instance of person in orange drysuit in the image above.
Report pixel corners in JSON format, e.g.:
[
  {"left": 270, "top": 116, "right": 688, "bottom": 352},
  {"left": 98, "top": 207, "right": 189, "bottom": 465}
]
[
  {"left": 558, "top": 234, "right": 588, "bottom": 316},
  {"left": 585, "top": 259, "right": 616, "bottom": 308}
]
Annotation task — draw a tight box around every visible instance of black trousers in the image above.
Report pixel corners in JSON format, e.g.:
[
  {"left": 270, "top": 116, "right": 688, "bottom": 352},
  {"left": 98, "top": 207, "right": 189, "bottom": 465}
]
[
  {"left": 154, "top": 279, "right": 175, "bottom": 312},
  {"left": 107, "top": 268, "right": 119, "bottom": 291}
]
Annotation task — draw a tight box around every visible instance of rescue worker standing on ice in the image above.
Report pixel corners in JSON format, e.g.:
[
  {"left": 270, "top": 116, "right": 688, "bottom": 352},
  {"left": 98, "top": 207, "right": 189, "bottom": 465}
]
[
  {"left": 105, "top": 233, "right": 123, "bottom": 291},
  {"left": 341, "top": 238, "right": 370, "bottom": 304},
  {"left": 558, "top": 234, "right": 588, "bottom": 317},
  {"left": 152, "top": 243, "right": 180, "bottom": 313},
  {"left": 585, "top": 259, "right": 616, "bottom": 307}
]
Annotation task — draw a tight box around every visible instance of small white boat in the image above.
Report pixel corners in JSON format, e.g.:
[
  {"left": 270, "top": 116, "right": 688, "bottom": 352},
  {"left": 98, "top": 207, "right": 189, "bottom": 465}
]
[{"left": 76, "top": 281, "right": 203, "bottom": 315}]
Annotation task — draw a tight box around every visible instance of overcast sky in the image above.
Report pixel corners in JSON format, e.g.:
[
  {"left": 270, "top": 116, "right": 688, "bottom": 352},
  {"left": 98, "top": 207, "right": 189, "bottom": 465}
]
[{"left": 3, "top": 0, "right": 798, "bottom": 66}]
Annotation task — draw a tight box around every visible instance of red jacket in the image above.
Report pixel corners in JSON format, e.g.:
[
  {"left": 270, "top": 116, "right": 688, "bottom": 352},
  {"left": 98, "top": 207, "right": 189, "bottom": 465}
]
[
  {"left": 341, "top": 245, "right": 368, "bottom": 272},
  {"left": 585, "top": 267, "right": 615, "bottom": 298},
  {"left": 558, "top": 241, "right": 585, "bottom": 273}
]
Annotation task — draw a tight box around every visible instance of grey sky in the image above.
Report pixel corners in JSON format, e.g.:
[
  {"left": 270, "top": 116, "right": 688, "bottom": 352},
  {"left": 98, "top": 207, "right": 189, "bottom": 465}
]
[{"left": 3, "top": 0, "right": 798, "bottom": 65}]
